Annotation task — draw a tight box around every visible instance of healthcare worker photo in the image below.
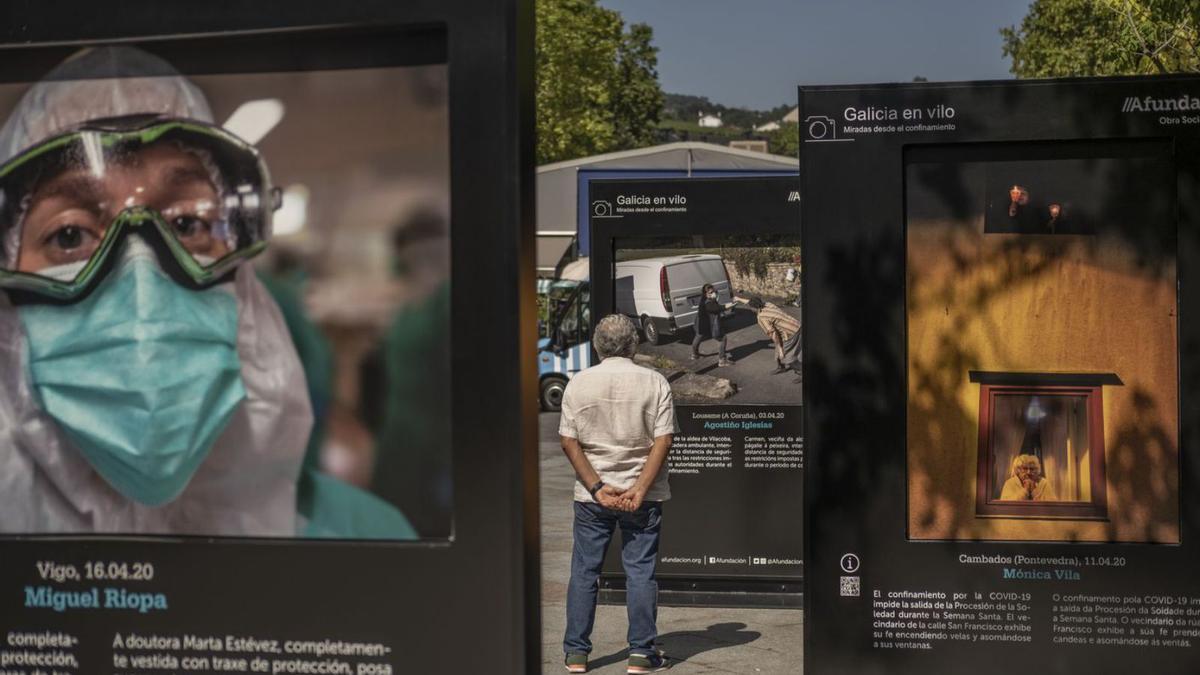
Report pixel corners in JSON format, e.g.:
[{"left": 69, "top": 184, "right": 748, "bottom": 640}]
[{"left": 0, "top": 46, "right": 415, "bottom": 539}]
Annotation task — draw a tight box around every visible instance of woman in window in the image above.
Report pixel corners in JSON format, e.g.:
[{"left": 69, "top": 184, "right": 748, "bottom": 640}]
[{"left": 999, "top": 454, "right": 1056, "bottom": 501}]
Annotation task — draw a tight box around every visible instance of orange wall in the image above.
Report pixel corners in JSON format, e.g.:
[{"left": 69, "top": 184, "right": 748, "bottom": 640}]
[{"left": 906, "top": 217, "right": 1179, "bottom": 543}]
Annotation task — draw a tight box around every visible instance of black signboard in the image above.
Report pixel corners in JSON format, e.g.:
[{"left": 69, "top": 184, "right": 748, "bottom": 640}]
[
  {"left": 589, "top": 177, "right": 803, "bottom": 601},
  {"left": 0, "top": 2, "right": 537, "bottom": 674},
  {"left": 801, "top": 76, "right": 1200, "bottom": 673}
]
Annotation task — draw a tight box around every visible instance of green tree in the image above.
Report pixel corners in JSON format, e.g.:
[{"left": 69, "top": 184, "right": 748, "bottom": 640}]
[
  {"left": 764, "top": 122, "right": 799, "bottom": 158},
  {"left": 536, "top": 0, "right": 664, "bottom": 164},
  {"left": 1001, "top": 0, "right": 1200, "bottom": 77},
  {"left": 612, "top": 23, "right": 663, "bottom": 150}
]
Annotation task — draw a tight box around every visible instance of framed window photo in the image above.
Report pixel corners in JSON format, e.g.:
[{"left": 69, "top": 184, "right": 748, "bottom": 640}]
[{"left": 971, "top": 375, "right": 1112, "bottom": 520}]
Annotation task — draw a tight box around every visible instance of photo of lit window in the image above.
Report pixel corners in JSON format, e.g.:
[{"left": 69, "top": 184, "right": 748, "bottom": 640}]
[{"left": 905, "top": 142, "right": 1179, "bottom": 544}]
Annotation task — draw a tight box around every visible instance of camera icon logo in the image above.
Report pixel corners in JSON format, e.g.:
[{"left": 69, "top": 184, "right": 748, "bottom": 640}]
[
  {"left": 804, "top": 115, "right": 837, "bottom": 140},
  {"left": 592, "top": 200, "right": 613, "bottom": 217}
]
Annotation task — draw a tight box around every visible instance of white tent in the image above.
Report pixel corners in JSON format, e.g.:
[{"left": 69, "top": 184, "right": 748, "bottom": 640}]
[{"left": 536, "top": 142, "right": 798, "bottom": 276}]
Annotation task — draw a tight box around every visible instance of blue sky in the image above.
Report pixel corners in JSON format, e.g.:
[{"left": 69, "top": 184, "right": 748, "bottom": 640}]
[{"left": 599, "top": 0, "right": 1034, "bottom": 110}]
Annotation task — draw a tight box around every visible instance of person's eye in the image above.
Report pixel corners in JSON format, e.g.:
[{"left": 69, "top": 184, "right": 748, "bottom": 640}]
[
  {"left": 34, "top": 221, "right": 103, "bottom": 267},
  {"left": 170, "top": 215, "right": 211, "bottom": 239},
  {"left": 166, "top": 212, "right": 230, "bottom": 260},
  {"left": 44, "top": 223, "right": 101, "bottom": 250},
  {"left": 52, "top": 225, "right": 86, "bottom": 250}
]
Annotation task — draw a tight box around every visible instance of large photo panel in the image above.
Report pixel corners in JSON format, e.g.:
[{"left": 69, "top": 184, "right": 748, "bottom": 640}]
[
  {"left": 802, "top": 76, "right": 1200, "bottom": 675},
  {"left": 0, "top": 43, "right": 450, "bottom": 541},
  {"left": 589, "top": 176, "right": 803, "bottom": 585},
  {"left": 905, "top": 141, "right": 1179, "bottom": 543},
  {"left": 0, "top": 2, "right": 535, "bottom": 672}
]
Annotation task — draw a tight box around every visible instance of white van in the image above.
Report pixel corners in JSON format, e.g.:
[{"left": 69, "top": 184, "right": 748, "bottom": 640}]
[{"left": 614, "top": 254, "right": 732, "bottom": 344}]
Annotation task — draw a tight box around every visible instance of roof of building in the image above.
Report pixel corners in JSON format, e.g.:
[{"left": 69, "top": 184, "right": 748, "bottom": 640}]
[
  {"left": 538, "top": 140, "right": 796, "bottom": 175},
  {"left": 536, "top": 142, "right": 798, "bottom": 273}
]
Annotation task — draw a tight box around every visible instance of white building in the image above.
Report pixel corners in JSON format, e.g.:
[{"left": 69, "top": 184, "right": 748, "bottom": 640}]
[
  {"left": 697, "top": 111, "right": 724, "bottom": 128},
  {"left": 754, "top": 107, "right": 798, "bottom": 133}
]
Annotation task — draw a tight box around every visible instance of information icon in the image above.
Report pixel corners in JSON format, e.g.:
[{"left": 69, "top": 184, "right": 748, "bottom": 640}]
[{"left": 839, "top": 553, "right": 860, "bottom": 574}]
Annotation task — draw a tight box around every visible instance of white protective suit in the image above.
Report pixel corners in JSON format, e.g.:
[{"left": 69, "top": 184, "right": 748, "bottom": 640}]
[{"left": 0, "top": 46, "right": 313, "bottom": 535}]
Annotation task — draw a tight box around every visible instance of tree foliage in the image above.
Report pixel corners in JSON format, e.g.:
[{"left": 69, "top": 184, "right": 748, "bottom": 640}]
[
  {"left": 724, "top": 246, "right": 801, "bottom": 281},
  {"left": 1002, "top": 0, "right": 1200, "bottom": 77},
  {"left": 536, "top": 0, "right": 664, "bottom": 164},
  {"left": 764, "top": 122, "right": 799, "bottom": 159}
]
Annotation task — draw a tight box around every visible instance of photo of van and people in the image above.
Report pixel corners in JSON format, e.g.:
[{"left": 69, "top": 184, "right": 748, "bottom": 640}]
[
  {"left": 613, "top": 234, "right": 801, "bottom": 406},
  {"left": 0, "top": 46, "right": 451, "bottom": 540}
]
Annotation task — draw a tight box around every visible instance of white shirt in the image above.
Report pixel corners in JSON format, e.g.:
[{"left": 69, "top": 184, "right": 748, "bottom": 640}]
[{"left": 559, "top": 356, "right": 676, "bottom": 503}]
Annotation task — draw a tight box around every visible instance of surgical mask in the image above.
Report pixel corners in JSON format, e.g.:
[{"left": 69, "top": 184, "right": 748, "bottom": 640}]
[{"left": 18, "top": 237, "right": 246, "bottom": 506}]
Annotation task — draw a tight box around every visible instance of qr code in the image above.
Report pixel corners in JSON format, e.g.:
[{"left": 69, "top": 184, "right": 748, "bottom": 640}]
[{"left": 840, "top": 576, "right": 860, "bottom": 597}]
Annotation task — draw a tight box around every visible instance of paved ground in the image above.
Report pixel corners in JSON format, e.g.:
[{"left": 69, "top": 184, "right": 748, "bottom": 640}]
[
  {"left": 539, "top": 412, "right": 804, "bottom": 673},
  {"left": 635, "top": 303, "right": 802, "bottom": 406}
]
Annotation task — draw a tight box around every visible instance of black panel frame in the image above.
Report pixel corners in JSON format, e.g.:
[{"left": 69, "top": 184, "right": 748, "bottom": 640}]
[
  {"left": 0, "top": 2, "right": 537, "bottom": 673},
  {"left": 802, "top": 75, "right": 1200, "bottom": 675},
  {"left": 589, "top": 176, "right": 803, "bottom": 603}
]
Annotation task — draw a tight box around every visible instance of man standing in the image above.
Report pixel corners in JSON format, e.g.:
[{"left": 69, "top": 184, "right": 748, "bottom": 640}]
[
  {"left": 745, "top": 296, "right": 802, "bottom": 382},
  {"left": 560, "top": 314, "right": 675, "bottom": 674}
]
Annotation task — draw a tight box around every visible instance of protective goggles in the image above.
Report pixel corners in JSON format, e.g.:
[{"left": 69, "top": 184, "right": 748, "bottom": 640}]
[{"left": 0, "top": 114, "right": 278, "bottom": 303}]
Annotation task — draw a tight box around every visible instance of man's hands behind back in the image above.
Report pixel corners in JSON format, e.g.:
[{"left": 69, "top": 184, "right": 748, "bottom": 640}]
[
  {"left": 596, "top": 484, "right": 650, "bottom": 512},
  {"left": 596, "top": 484, "right": 634, "bottom": 511}
]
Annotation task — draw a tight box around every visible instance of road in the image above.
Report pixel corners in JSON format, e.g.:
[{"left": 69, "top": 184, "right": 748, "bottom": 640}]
[{"left": 636, "top": 303, "right": 802, "bottom": 406}]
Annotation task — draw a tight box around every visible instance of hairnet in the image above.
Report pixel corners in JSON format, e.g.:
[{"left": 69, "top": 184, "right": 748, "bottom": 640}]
[{"left": 0, "top": 45, "right": 214, "bottom": 164}]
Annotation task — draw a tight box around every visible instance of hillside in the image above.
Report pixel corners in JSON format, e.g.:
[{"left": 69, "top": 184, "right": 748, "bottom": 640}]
[
  {"left": 662, "top": 93, "right": 793, "bottom": 129},
  {"left": 655, "top": 93, "right": 798, "bottom": 156}
]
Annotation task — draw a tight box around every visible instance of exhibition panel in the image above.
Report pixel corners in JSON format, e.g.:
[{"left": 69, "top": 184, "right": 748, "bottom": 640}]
[
  {"left": 0, "top": 2, "right": 536, "bottom": 673},
  {"left": 802, "top": 76, "right": 1200, "bottom": 674},
  {"left": 588, "top": 177, "right": 803, "bottom": 604}
]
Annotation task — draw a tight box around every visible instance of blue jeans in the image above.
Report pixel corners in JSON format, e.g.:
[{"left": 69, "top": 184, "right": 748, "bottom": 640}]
[{"left": 564, "top": 500, "right": 662, "bottom": 656}]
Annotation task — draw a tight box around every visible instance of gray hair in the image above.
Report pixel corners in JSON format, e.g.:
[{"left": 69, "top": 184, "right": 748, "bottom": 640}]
[
  {"left": 1011, "top": 453, "right": 1042, "bottom": 475},
  {"left": 593, "top": 314, "right": 639, "bottom": 359}
]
